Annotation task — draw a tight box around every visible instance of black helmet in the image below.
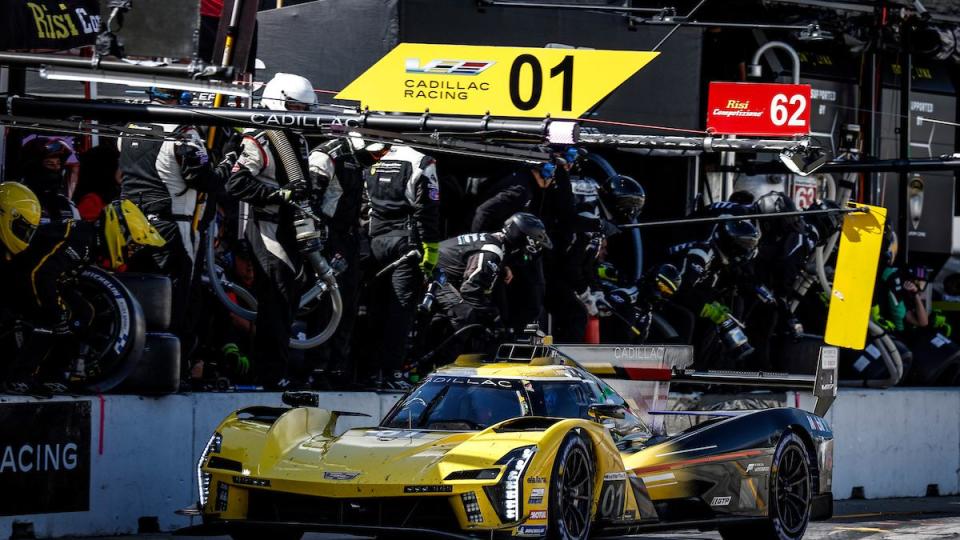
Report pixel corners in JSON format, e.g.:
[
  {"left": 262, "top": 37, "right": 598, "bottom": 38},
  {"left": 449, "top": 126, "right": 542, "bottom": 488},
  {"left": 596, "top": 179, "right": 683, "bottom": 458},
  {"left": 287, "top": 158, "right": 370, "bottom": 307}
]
[
  {"left": 652, "top": 263, "right": 682, "bottom": 298},
  {"left": 805, "top": 199, "right": 843, "bottom": 244},
  {"left": 503, "top": 212, "right": 553, "bottom": 256},
  {"left": 602, "top": 175, "right": 646, "bottom": 221},
  {"left": 712, "top": 219, "right": 761, "bottom": 264},
  {"left": 21, "top": 137, "right": 71, "bottom": 193},
  {"left": 753, "top": 191, "right": 801, "bottom": 232}
]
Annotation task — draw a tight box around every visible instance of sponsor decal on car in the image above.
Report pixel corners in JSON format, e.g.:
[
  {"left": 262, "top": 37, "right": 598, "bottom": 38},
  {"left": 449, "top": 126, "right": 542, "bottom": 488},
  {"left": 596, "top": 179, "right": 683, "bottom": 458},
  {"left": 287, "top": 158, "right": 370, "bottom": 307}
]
[
  {"left": 232, "top": 476, "right": 271, "bottom": 487},
  {"left": 711, "top": 496, "right": 732, "bottom": 506},
  {"left": 517, "top": 525, "right": 547, "bottom": 537},
  {"left": 323, "top": 471, "right": 360, "bottom": 480},
  {"left": 404, "top": 485, "right": 453, "bottom": 493},
  {"left": 528, "top": 487, "right": 545, "bottom": 504},
  {"left": 529, "top": 510, "right": 547, "bottom": 520},
  {"left": 745, "top": 463, "right": 770, "bottom": 474},
  {"left": 526, "top": 476, "right": 546, "bottom": 484},
  {"left": 604, "top": 471, "right": 628, "bottom": 481}
]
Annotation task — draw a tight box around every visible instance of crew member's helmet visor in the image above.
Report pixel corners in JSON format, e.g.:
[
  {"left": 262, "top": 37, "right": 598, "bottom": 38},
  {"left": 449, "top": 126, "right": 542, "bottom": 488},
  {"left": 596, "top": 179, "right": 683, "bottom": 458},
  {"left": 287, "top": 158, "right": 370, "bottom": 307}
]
[{"left": 10, "top": 214, "right": 37, "bottom": 246}]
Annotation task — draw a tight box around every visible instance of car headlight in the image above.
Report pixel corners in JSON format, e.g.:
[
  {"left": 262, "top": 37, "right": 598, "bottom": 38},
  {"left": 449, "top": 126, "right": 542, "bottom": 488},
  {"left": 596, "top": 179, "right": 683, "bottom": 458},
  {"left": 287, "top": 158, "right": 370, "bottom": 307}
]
[
  {"left": 197, "top": 432, "right": 222, "bottom": 508},
  {"left": 484, "top": 445, "right": 537, "bottom": 523}
]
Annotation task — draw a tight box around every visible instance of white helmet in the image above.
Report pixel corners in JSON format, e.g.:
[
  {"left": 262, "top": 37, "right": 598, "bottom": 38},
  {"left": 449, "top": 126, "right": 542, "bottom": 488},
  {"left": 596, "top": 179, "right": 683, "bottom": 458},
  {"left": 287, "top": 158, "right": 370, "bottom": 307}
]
[{"left": 261, "top": 73, "right": 317, "bottom": 111}]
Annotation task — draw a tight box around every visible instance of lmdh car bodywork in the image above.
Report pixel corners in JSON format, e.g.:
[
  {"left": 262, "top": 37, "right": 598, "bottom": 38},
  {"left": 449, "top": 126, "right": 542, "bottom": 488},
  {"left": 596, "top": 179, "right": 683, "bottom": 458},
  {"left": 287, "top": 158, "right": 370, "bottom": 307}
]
[{"left": 186, "top": 344, "right": 834, "bottom": 540}]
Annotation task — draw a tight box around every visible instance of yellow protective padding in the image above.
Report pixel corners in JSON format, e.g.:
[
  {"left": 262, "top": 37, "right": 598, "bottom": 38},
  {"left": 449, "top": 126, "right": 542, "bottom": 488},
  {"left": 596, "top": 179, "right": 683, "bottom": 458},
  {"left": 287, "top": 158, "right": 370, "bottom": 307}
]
[
  {"left": 825, "top": 203, "right": 887, "bottom": 350},
  {"left": 104, "top": 200, "right": 166, "bottom": 269}
]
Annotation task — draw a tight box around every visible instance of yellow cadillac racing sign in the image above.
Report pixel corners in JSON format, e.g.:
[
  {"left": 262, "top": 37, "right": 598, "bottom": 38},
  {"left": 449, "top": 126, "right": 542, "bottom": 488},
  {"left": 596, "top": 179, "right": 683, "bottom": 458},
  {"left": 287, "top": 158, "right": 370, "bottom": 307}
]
[{"left": 336, "top": 43, "right": 658, "bottom": 118}]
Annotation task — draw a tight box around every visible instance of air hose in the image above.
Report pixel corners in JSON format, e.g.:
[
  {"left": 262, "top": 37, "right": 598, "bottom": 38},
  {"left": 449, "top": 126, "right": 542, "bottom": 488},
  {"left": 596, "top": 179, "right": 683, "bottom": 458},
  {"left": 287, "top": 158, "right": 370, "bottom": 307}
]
[{"left": 263, "top": 129, "right": 342, "bottom": 349}]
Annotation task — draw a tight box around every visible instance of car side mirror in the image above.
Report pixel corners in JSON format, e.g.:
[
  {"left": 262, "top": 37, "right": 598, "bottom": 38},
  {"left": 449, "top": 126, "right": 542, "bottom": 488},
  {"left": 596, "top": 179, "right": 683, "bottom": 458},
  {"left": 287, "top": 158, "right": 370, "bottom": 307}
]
[{"left": 588, "top": 403, "right": 625, "bottom": 420}]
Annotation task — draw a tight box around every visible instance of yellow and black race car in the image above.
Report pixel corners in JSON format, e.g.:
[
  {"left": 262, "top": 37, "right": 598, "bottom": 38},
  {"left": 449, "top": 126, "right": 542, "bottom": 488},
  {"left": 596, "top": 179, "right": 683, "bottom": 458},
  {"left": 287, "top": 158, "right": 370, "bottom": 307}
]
[{"left": 185, "top": 340, "right": 836, "bottom": 540}]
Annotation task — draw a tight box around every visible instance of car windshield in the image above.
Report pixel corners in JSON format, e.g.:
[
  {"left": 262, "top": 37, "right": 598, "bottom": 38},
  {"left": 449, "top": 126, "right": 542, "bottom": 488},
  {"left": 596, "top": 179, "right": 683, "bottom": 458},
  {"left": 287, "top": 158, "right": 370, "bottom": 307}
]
[
  {"left": 381, "top": 376, "right": 527, "bottom": 430},
  {"left": 380, "top": 375, "right": 609, "bottom": 431}
]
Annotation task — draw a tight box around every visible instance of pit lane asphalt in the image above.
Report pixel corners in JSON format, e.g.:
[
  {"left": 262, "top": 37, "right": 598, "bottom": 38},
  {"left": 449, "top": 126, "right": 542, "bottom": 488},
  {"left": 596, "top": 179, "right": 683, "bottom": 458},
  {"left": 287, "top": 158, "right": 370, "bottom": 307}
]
[{"left": 63, "top": 497, "right": 960, "bottom": 540}]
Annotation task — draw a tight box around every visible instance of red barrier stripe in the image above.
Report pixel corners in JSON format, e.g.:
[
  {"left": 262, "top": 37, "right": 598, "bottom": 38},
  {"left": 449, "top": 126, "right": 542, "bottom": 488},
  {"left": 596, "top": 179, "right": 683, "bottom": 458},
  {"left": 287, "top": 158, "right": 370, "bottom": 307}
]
[{"left": 622, "top": 367, "right": 673, "bottom": 381}]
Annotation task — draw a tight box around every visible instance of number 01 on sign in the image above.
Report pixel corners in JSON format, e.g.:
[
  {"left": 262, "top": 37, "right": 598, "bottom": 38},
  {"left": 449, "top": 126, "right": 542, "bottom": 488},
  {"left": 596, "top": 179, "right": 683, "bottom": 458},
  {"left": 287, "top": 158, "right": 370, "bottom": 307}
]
[
  {"left": 706, "top": 82, "right": 812, "bottom": 136},
  {"left": 337, "top": 43, "right": 658, "bottom": 118}
]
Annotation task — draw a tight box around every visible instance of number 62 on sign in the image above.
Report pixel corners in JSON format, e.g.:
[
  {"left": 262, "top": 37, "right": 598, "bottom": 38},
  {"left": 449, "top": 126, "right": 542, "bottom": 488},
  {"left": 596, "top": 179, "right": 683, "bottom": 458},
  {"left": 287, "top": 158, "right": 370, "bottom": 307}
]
[{"left": 706, "top": 82, "right": 812, "bottom": 137}]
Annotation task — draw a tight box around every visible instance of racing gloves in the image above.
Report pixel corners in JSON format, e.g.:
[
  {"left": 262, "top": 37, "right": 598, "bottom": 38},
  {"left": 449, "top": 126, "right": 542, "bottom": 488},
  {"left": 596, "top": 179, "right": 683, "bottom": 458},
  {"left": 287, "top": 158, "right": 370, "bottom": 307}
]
[
  {"left": 932, "top": 310, "right": 953, "bottom": 337},
  {"left": 420, "top": 242, "right": 440, "bottom": 275},
  {"left": 267, "top": 183, "right": 309, "bottom": 205},
  {"left": 222, "top": 343, "right": 250, "bottom": 376},
  {"left": 268, "top": 188, "right": 295, "bottom": 204},
  {"left": 700, "top": 301, "right": 732, "bottom": 324}
]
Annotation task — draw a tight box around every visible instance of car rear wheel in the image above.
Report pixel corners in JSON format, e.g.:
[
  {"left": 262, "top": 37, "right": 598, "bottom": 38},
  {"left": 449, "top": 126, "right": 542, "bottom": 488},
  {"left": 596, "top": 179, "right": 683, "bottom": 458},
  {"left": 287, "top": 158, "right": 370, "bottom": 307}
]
[
  {"left": 548, "top": 431, "right": 594, "bottom": 540},
  {"left": 719, "top": 431, "right": 812, "bottom": 540}
]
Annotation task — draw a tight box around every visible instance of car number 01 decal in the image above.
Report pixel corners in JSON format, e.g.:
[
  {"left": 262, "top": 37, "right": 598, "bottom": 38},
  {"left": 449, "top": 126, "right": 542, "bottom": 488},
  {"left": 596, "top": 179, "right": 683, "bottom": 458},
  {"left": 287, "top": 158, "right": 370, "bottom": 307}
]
[{"left": 599, "top": 480, "right": 626, "bottom": 519}]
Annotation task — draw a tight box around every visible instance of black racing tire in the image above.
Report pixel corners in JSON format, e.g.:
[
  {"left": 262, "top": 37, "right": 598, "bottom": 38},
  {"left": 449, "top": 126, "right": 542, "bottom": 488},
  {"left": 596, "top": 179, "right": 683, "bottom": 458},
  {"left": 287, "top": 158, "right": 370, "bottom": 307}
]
[
  {"left": 230, "top": 531, "right": 302, "bottom": 540},
  {"left": 113, "top": 272, "right": 173, "bottom": 331},
  {"left": 114, "top": 332, "right": 180, "bottom": 394},
  {"left": 0, "top": 268, "right": 146, "bottom": 393},
  {"left": 77, "top": 268, "right": 147, "bottom": 393},
  {"left": 719, "top": 431, "right": 812, "bottom": 540},
  {"left": 547, "top": 431, "right": 595, "bottom": 540}
]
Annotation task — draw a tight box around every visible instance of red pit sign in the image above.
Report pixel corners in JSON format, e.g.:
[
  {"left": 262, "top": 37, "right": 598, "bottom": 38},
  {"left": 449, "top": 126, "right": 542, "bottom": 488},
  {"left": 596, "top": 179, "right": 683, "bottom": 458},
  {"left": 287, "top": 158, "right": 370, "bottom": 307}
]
[{"left": 706, "top": 82, "right": 812, "bottom": 137}]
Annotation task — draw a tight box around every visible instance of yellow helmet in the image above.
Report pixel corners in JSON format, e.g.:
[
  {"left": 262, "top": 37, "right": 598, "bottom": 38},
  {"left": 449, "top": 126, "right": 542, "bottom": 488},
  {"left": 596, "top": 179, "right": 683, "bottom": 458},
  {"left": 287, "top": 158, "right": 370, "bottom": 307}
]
[
  {"left": 103, "top": 199, "right": 166, "bottom": 270},
  {"left": 0, "top": 182, "right": 41, "bottom": 256}
]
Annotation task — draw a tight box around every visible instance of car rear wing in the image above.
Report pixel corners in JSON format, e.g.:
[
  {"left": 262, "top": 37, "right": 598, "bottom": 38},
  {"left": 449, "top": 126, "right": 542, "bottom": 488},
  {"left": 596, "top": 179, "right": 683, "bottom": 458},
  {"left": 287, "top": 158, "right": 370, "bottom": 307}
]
[
  {"left": 670, "top": 348, "right": 838, "bottom": 416},
  {"left": 547, "top": 344, "right": 838, "bottom": 417}
]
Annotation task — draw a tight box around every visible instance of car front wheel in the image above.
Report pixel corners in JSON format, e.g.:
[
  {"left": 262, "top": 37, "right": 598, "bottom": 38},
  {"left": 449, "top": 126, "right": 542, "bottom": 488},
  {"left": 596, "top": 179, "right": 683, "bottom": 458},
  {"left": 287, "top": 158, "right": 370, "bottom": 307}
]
[{"left": 548, "top": 431, "right": 595, "bottom": 540}]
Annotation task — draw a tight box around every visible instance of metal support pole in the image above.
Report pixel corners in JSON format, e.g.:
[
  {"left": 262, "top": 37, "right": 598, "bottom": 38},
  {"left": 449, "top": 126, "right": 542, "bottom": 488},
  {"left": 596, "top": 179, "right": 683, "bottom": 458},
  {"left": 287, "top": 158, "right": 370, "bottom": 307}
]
[
  {"left": 0, "top": 51, "right": 232, "bottom": 80},
  {"left": 898, "top": 28, "right": 912, "bottom": 264},
  {"left": 868, "top": 0, "right": 885, "bottom": 205},
  {"left": 2, "top": 97, "right": 816, "bottom": 155},
  {"left": 721, "top": 136, "right": 736, "bottom": 199}
]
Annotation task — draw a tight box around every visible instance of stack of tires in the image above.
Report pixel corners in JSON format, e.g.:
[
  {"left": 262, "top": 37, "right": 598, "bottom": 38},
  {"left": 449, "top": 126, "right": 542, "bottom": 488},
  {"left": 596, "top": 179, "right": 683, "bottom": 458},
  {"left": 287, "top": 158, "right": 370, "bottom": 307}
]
[{"left": 114, "top": 273, "right": 181, "bottom": 395}]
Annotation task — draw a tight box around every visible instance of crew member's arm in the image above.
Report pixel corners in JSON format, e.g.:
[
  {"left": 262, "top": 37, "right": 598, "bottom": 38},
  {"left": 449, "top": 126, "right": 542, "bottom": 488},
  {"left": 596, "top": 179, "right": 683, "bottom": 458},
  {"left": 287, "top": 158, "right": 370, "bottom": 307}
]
[
  {"left": 225, "top": 134, "right": 281, "bottom": 206},
  {"left": 174, "top": 127, "right": 237, "bottom": 195},
  {"left": 470, "top": 183, "right": 528, "bottom": 233},
  {"left": 309, "top": 149, "right": 341, "bottom": 219},
  {"left": 459, "top": 244, "right": 505, "bottom": 321},
  {"left": 410, "top": 157, "right": 441, "bottom": 243},
  {"left": 410, "top": 156, "right": 442, "bottom": 273},
  {"left": 904, "top": 280, "right": 929, "bottom": 328},
  {"left": 23, "top": 223, "right": 83, "bottom": 329}
]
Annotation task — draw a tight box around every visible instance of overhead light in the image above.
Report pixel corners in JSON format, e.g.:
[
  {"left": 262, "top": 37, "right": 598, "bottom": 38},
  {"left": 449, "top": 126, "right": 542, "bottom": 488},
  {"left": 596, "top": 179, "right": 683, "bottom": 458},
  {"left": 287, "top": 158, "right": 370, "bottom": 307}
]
[
  {"left": 40, "top": 66, "right": 251, "bottom": 98},
  {"left": 780, "top": 146, "right": 828, "bottom": 176},
  {"left": 908, "top": 173, "right": 924, "bottom": 230}
]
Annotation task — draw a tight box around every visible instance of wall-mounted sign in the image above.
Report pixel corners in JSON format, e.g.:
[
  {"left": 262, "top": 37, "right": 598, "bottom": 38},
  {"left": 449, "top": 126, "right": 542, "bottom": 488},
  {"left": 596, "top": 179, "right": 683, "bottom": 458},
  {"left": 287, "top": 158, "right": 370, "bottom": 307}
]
[
  {"left": 707, "top": 82, "right": 812, "bottom": 136},
  {"left": 0, "top": 401, "right": 91, "bottom": 516},
  {"left": 1, "top": 0, "right": 100, "bottom": 51},
  {"left": 337, "top": 43, "right": 658, "bottom": 119}
]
